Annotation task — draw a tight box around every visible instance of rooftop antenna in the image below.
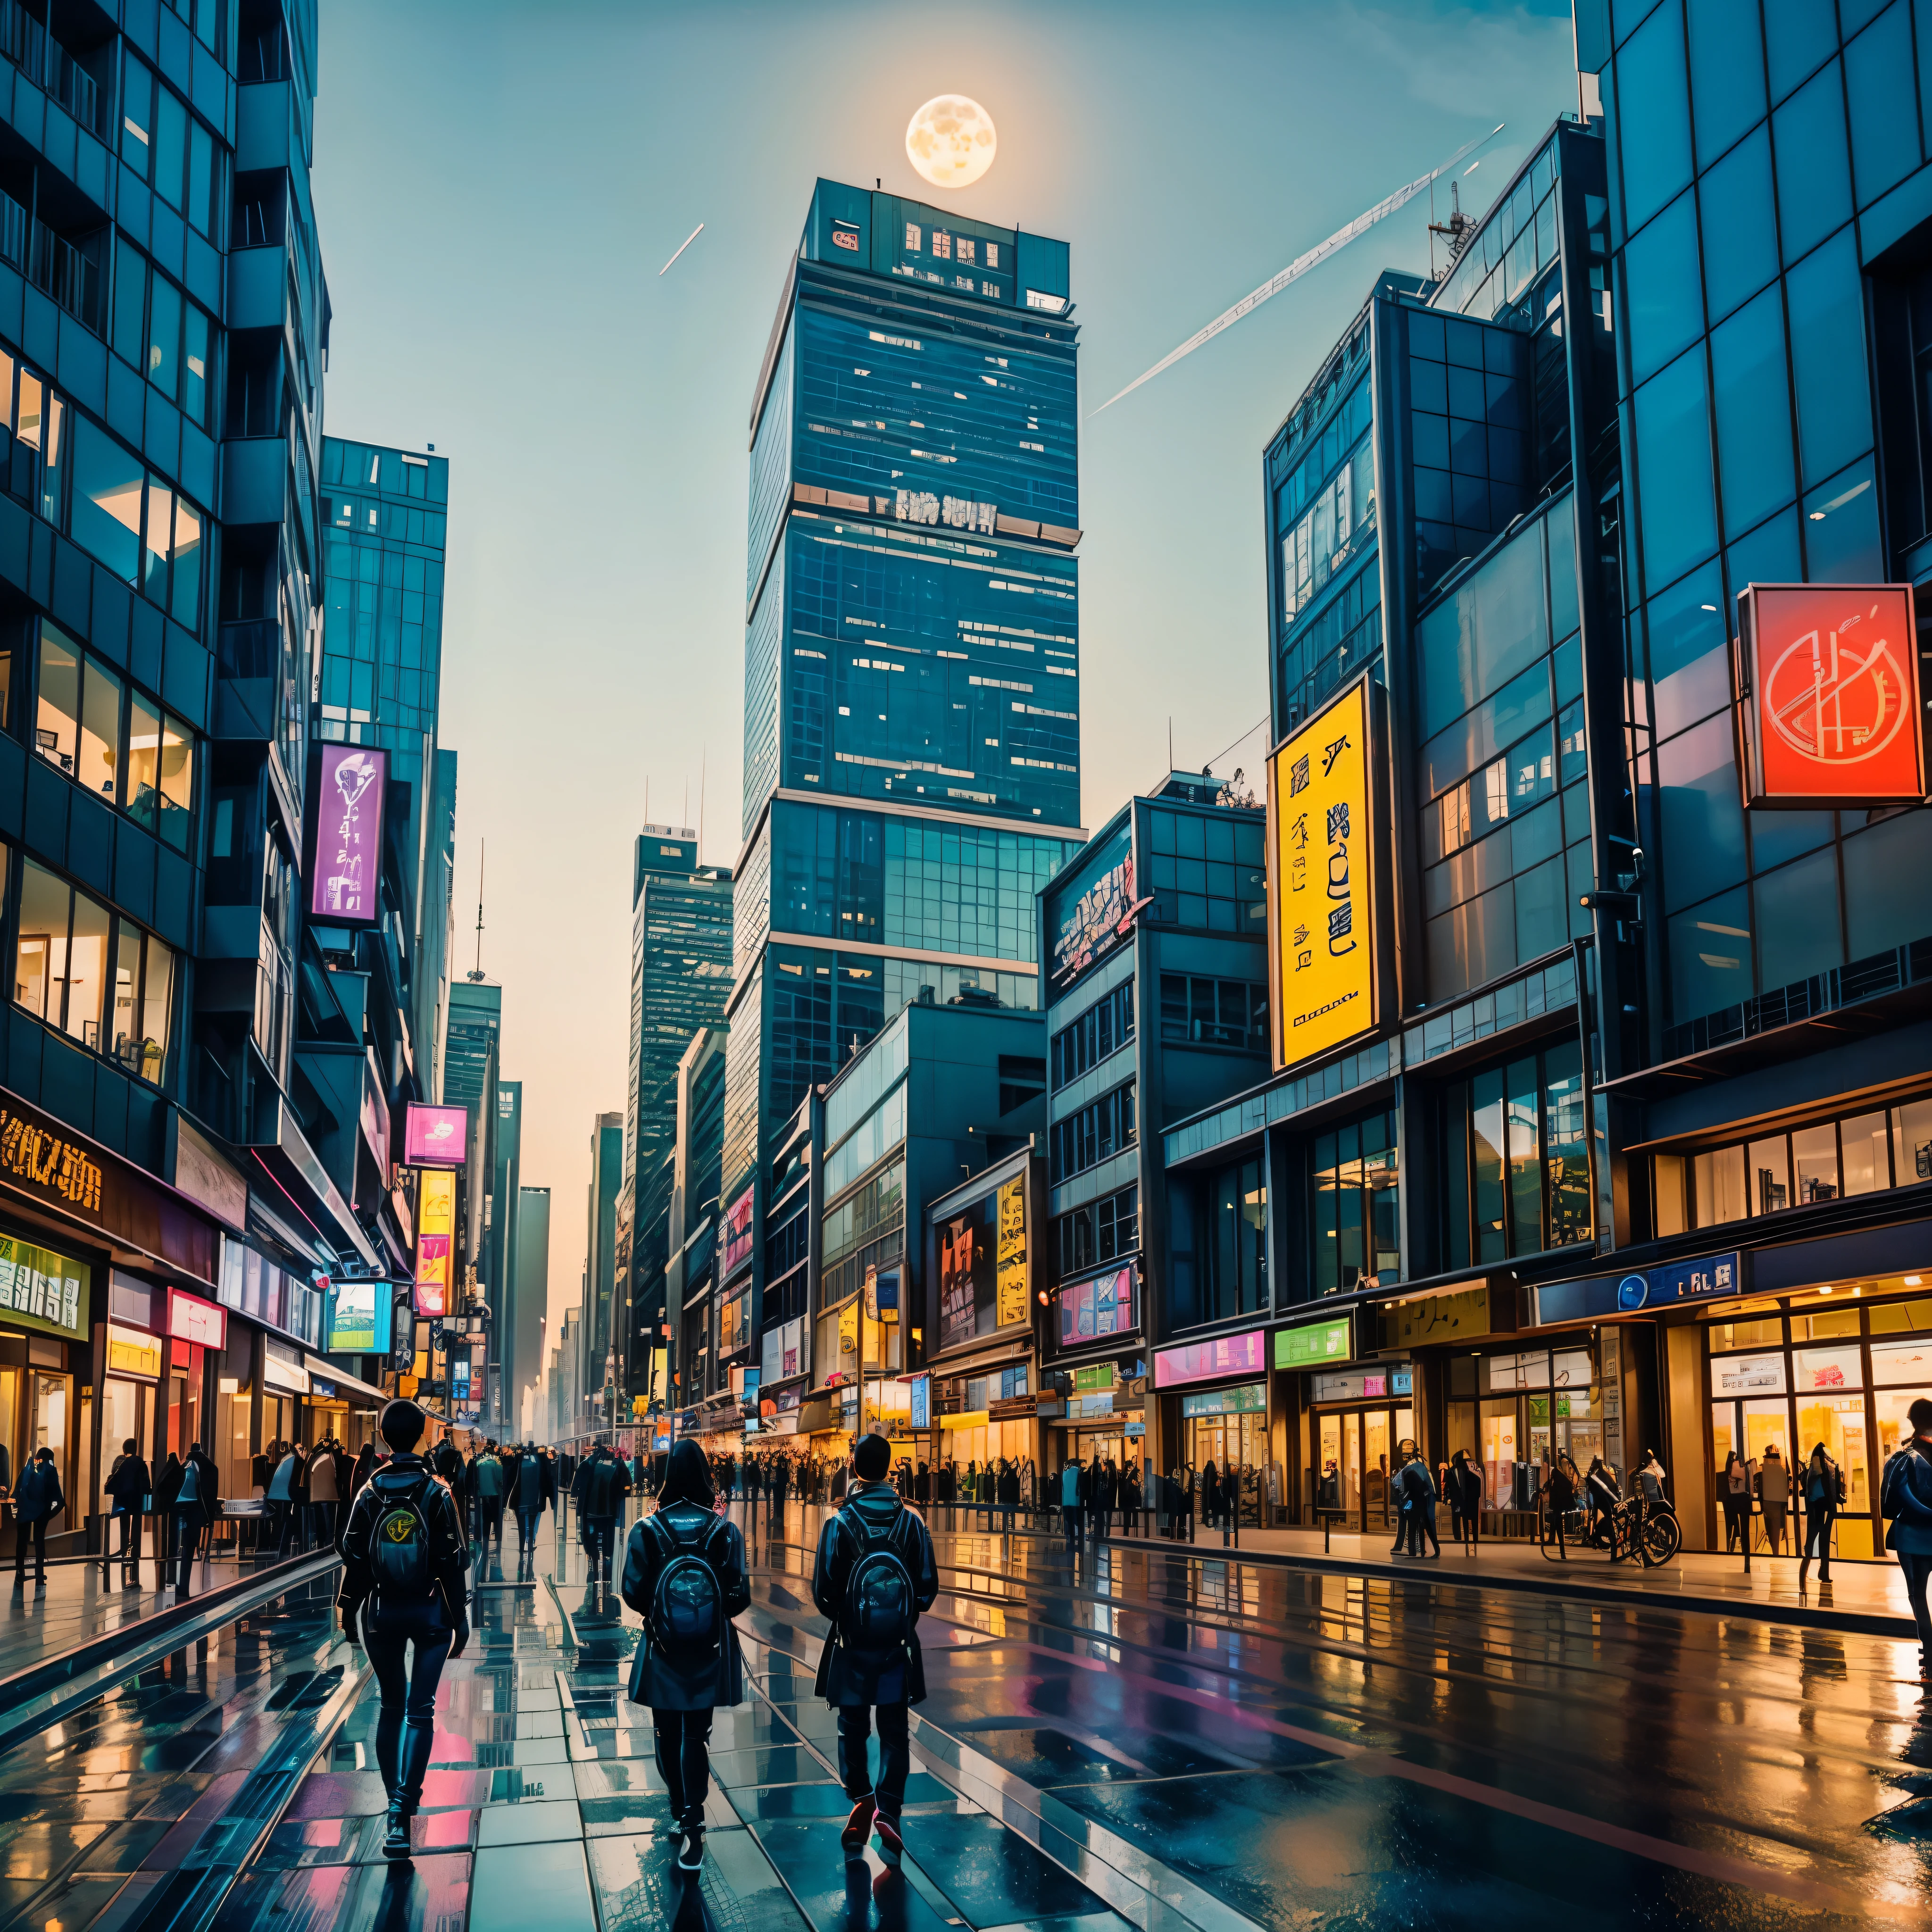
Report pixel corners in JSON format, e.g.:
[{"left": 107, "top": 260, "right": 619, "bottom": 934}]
[
  {"left": 699, "top": 746, "right": 707, "bottom": 858},
  {"left": 1428, "top": 181, "right": 1473, "bottom": 267},
  {"left": 467, "top": 840, "right": 486, "bottom": 981}
]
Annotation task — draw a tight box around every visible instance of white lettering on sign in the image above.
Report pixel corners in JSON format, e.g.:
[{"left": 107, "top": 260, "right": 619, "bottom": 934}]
[{"left": 896, "top": 489, "right": 995, "bottom": 533}]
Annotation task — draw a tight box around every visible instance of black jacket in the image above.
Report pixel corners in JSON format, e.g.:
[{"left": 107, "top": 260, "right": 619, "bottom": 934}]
[
  {"left": 105, "top": 1453, "right": 150, "bottom": 1505},
  {"left": 335, "top": 1454, "right": 471, "bottom": 1637},
  {"left": 12, "top": 1459, "right": 62, "bottom": 1523},
  {"left": 811, "top": 1482, "right": 939, "bottom": 1707},
  {"left": 620, "top": 1501, "right": 749, "bottom": 1711},
  {"left": 572, "top": 1449, "right": 632, "bottom": 1518}
]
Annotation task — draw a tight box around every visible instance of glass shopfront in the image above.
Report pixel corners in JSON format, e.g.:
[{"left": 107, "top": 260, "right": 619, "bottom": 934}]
[
  {"left": 1703, "top": 1293, "right": 1932, "bottom": 1560},
  {"left": 1309, "top": 1362, "right": 1414, "bottom": 1530},
  {"left": 1444, "top": 1332, "right": 1624, "bottom": 1521},
  {"left": 1183, "top": 1382, "right": 1266, "bottom": 1524}
]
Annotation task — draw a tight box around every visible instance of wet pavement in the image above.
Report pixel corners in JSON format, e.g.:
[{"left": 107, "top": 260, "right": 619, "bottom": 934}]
[{"left": 2, "top": 1497, "right": 1932, "bottom": 1929}]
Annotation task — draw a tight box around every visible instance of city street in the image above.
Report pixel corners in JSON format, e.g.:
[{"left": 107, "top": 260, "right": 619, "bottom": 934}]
[{"left": 4, "top": 1505, "right": 1931, "bottom": 1931}]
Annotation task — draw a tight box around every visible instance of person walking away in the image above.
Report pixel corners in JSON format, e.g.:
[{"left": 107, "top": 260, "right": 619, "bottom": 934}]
[
  {"left": 154, "top": 1451, "right": 184, "bottom": 1573},
  {"left": 1757, "top": 1446, "right": 1790, "bottom": 1555},
  {"left": 104, "top": 1438, "right": 149, "bottom": 1582},
  {"left": 173, "top": 1441, "right": 218, "bottom": 1591},
  {"left": 999, "top": 1458, "right": 1019, "bottom": 1534},
  {"left": 309, "top": 1438, "right": 341, "bottom": 1550},
  {"left": 1446, "top": 1450, "right": 1479, "bottom": 1549},
  {"left": 266, "top": 1442, "right": 299, "bottom": 1557},
  {"left": 337, "top": 1400, "right": 471, "bottom": 1861},
  {"left": 573, "top": 1442, "right": 631, "bottom": 1580},
  {"left": 472, "top": 1443, "right": 506, "bottom": 1553},
  {"left": 11, "top": 1447, "right": 63, "bottom": 1588},
  {"left": 624, "top": 1439, "right": 748, "bottom": 1872},
  {"left": 771, "top": 1453, "right": 791, "bottom": 1526},
  {"left": 1799, "top": 1441, "right": 1846, "bottom": 1590},
  {"left": 1059, "top": 1460, "right": 1084, "bottom": 1548},
  {"left": 1095, "top": 1458, "right": 1118, "bottom": 1541},
  {"left": 1542, "top": 1453, "right": 1577, "bottom": 1560},
  {"left": 514, "top": 1443, "right": 548, "bottom": 1550},
  {"left": 1389, "top": 1443, "right": 1413, "bottom": 1558},
  {"left": 1121, "top": 1461, "right": 1142, "bottom": 1536},
  {"left": 352, "top": 1443, "right": 376, "bottom": 1499},
  {"left": 1720, "top": 1449, "right": 1750, "bottom": 1553},
  {"left": 1880, "top": 1397, "right": 1932, "bottom": 1683},
  {"left": 812, "top": 1432, "right": 939, "bottom": 1870},
  {"left": 289, "top": 1444, "right": 312, "bottom": 1551}
]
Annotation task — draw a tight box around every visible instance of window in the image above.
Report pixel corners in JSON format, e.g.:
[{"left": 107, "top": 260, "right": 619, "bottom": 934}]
[
  {"left": 65, "top": 418, "right": 201, "bottom": 625},
  {"left": 1159, "top": 974, "right": 1267, "bottom": 1049},
  {"left": 118, "top": 256, "right": 216, "bottom": 431},
  {"left": 123, "top": 57, "right": 218, "bottom": 238},
  {"left": 1312, "top": 1109, "right": 1401, "bottom": 1294},
  {"left": 1169, "top": 1157, "right": 1268, "bottom": 1325},
  {"left": 1053, "top": 1184, "right": 1138, "bottom": 1281},
  {"left": 1051, "top": 1081, "right": 1136, "bottom": 1183},
  {"left": 1050, "top": 980, "right": 1134, "bottom": 1089},
  {"left": 1145, "top": 806, "right": 1267, "bottom": 933},
  {"left": 1441, "top": 1041, "right": 1588, "bottom": 1267},
  {"left": 998, "top": 1054, "right": 1045, "bottom": 1115},
  {"left": 1656, "top": 1096, "right": 1932, "bottom": 1233},
  {"left": 11, "top": 857, "right": 173, "bottom": 1081},
  {"left": 0, "top": 359, "right": 66, "bottom": 524},
  {"left": 33, "top": 623, "right": 194, "bottom": 848}
]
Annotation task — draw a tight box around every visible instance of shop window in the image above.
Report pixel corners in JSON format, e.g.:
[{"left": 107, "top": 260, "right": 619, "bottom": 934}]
[
  {"left": 1053, "top": 1184, "right": 1137, "bottom": 1282},
  {"left": 1440, "top": 1040, "right": 1587, "bottom": 1269},
  {"left": 1311, "top": 1109, "right": 1400, "bottom": 1294}
]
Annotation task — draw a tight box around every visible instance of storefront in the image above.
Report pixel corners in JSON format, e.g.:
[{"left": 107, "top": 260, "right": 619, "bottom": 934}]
[
  {"left": 1152, "top": 1326, "right": 1273, "bottom": 1523},
  {"left": 1305, "top": 1359, "right": 1415, "bottom": 1533},
  {"left": 0, "top": 1221, "right": 96, "bottom": 1555},
  {"left": 261, "top": 1342, "right": 310, "bottom": 1446}
]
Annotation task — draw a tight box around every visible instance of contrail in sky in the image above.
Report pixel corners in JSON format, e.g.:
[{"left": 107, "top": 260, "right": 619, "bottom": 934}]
[
  {"left": 1091, "top": 125, "right": 1506, "bottom": 416},
  {"left": 659, "top": 222, "right": 705, "bottom": 275}
]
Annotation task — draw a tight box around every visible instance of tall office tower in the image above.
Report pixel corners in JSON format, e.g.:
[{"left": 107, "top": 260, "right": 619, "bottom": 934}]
[
  {"left": 484, "top": 1079, "right": 521, "bottom": 1428},
  {"left": 510, "top": 1183, "right": 551, "bottom": 1437},
  {"left": 724, "top": 179, "right": 1087, "bottom": 1369},
  {"left": 316, "top": 437, "right": 453, "bottom": 1083},
  {"left": 582, "top": 1111, "right": 623, "bottom": 1431}
]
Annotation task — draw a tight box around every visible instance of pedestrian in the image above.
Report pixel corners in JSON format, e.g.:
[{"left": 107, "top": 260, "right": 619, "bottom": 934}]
[
  {"left": 1799, "top": 1441, "right": 1845, "bottom": 1591},
  {"left": 772, "top": 1453, "right": 791, "bottom": 1521},
  {"left": 1121, "top": 1460, "right": 1142, "bottom": 1535},
  {"left": 1635, "top": 1449, "right": 1671, "bottom": 1566},
  {"left": 104, "top": 1437, "right": 149, "bottom": 1580},
  {"left": 266, "top": 1441, "right": 300, "bottom": 1556},
  {"left": 622, "top": 1439, "right": 748, "bottom": 1873},
  {"left": 514, "top": 1441, "right": 548, "bottom": 1549},
  {"left": 352, "top": 1442, "right": 376, "bottom": 1497},
  {"left": 1059, "top": 1459, "right": 1084, "bottom": 1548},
  {"left": 1757, "top": 1445, "right": 1790, "bottom": 1555},
  {"left": 998, "top": 1457, "right": 1019, "bottom": 1534},
  {"left": 309, "top": 1437, "right": 341, "bottom": 1549},
  {"left": 10, "top": 1447, "right": 63, "bottom": 1587},
  {"left": 573, "top": 1440, "right": 631, "bottom": 1580},
  {"left": 1541, "top": 1452, "right": 1576, "bottom": 1561},
  {"left": 1446, "top": 1450, "right": 1480, "bottom": 1548},
  {"left": 1094, "top": 1458, "right": 1117, "bottom": 1541},
  {"left": 472, "top": 1441, "right": 506, "bottom": 1551},
  {"left": 1720, "top": 1449, "right": 1751, "bottom": 1552},
  {"left": 915, "top": 1461, "right": 930, "bottom": 1507},
  {"left": 810, "top": 1432, "right": 939, "bottom": 1871},
  {"left": 1400, "top": 1445, "right": 1440, "bottom": 1557},
  {"left": 173, "top": 1441, "right": 219, "bottom": 1591},
  {"left": 1389, "top": 1441, "right": 1412, "bottom": 1557},
  {"left": 336, "top": 1400, "right": 471, "bottom": 1862},
  {"left": 154, "top": 1451, "right": 183, "bottom": 1572},
  {"left": 1880, "top": 1396, "right": 1932, "bottom": 1683}
]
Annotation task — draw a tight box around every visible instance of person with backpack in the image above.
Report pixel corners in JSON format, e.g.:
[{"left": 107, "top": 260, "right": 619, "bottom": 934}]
[
  {"left": 619, "top": 1438, "right": 748, "bottom": 1874},
  {"left": 1058, "top": 1459, "right": 1085, "bottom": 1548},
  {"left": 337, "top": 1399, "right": 472, "bottom": 1862},
  {"left": 1799, "top": 1442, "right": 1847, "bottom": 1591},
  {"left": 573, "top": 1441, "right": 631, "bottom": 1580},
  {"left": 172, "top": 1441, "right": 220, "bottom": 1591},
  {"left": 103, "top": 1437, "right": 149, "bottom": 1581},
  {"left": 1882, "top": 1396, "right": 1932, "bottom": 1681},
  {"left": 811, "top": 1432, "right": 939, "bottom": 1869},
  {"left": 471, "top": 1441, "right": 506, "bottom": 1553}
]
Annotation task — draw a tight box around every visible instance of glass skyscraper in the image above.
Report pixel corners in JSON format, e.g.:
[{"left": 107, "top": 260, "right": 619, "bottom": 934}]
[{"left": 724, "top": 178, "right": 1086, "bottom": 1373}]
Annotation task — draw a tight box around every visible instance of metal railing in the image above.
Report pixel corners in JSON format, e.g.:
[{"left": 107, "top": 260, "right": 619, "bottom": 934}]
[{"left": 0, "top": 0, "right": 102, "bottom": 136}]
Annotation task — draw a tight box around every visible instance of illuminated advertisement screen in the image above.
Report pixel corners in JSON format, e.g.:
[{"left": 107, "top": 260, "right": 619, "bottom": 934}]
[
  {"left": 1058, "top": 1265, "right": 1135, "bottom": 1348},
  {"left": 1268, "top": 676, "right": 1377, "bottom": 1068},
  {"left": 415, "top": 1168, "right": 455, "bottom": 1316},
  {"left": 0, "top": 1231, "right": 88, "bottom": 1341},
  {"left": 1734, "top": 583, "right": 1926, "bottom": 808},
  {"left": 404, "top": 1103, "right": 468, "bottom": 1168},
  {"left": 721, "top": 1185, "right": 755, "bottom": 1280},
  {"left": 327, "top": 1278, "right": 393, "bottom": 1355},
  {"left": 307, "top": 743, "right": 389, "bottom": 925},
  {"left": 1046, "top": 822, "right": 1135, "bottom": 991},
  {"left": 1155, "top": 1326, "right": 1266, "bottom": 1389}
]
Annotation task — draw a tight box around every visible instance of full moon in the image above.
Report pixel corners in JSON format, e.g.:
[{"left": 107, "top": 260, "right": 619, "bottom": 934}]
[{"left": 905, "top": 96, "right": 997, "bottom": 191}]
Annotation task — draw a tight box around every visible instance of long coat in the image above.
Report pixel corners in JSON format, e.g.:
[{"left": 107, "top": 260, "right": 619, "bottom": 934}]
[{"left": 620, "top": 1501, "right": 749, "bottom": 1711}]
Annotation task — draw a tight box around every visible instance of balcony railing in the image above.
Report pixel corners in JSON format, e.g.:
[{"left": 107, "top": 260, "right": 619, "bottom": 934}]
[
  {"left": 0, "top": 190, "right": 25, "bottom": 275},
  {"left": 1661, "top": 936, "right": 1932, "bottom": 1062},
  {"left": 0, "top": 0, "right": 102, "bottom": 136},
  {"left": 27, "top": 217, "right": 101, "bottom": 332}
]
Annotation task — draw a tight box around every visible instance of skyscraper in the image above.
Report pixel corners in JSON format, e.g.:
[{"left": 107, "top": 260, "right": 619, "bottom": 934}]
[
  {"left": 510, "top": 1183, "right": 550, "bottom": 1438},
  {"left": 724, "top": 179, "right": 1087, "bottom": 1377},
  {"left": 582, "top": 1110, "right": 624, "bottom": 1431}
]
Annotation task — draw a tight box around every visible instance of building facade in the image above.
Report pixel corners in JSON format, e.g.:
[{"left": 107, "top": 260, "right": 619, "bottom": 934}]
[
  {"left": 508, "top": 1180, "right": 548, "bottom": 1439},
  {"left": 722, "top": 178, "right": 1087, "bottom": 1444}
]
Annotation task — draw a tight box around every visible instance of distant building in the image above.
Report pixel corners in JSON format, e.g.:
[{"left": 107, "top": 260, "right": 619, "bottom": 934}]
[{"left": 510, "top": 1184, "right": 550, "bottom": 1439}]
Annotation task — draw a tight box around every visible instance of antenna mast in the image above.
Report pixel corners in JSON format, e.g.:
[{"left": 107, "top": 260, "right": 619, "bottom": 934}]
[{"left": 467, "top": 840, "right": 486, "bottom": 982}]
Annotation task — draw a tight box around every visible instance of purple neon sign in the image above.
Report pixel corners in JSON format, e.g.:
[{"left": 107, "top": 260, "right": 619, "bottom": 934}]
[{"left": 309, "top": 744, "right": 388, "bottom": 924}]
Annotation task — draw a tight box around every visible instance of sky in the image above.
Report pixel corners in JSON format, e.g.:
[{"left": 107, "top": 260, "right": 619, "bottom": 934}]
[{"left": 311, "top": 0, "right": 1579, "bottom": 1334}]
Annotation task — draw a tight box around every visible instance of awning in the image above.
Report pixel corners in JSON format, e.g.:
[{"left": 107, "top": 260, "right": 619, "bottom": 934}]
[
  {"left": 312, "top": 1359, "right": 388, "bottom": 1407},
  {"left": 940, "top": 1410, "right": 991, "bottom": 1430}
]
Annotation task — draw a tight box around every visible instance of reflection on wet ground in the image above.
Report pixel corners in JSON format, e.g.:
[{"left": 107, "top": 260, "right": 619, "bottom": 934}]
[{"left": 4, "top": 1499, "right": 1932, "bottom": 1930}]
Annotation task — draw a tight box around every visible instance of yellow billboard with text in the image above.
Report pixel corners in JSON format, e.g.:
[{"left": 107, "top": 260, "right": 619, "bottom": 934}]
[{"left": 1269, "top": 677, "right": 1378, "bottom": 1068}]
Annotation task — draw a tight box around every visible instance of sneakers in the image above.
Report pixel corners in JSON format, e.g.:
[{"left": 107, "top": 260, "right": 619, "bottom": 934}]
[
  {"left": 382, "top": 1808, "right": 412, "bottom": 1862},
  {"left": 840, "top": 1795, "right": 876, "bottom": 1857},
  {"left": 676, "top": 1824, "right": 705, "bottom": 1872},
  {"left": 874, "top": 1808, "right": 903, "bottom": 1867}
]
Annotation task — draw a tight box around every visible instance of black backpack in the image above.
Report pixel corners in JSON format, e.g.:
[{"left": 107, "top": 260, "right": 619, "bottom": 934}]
[
  {"left": 647, "top": 1510, "right": 727, "bottom": 1657},
  {"left": 841, "top": 1500, "right": 916, "bottom": 1655},
  {"left": 368, "top": 1471, "right": 438, "bottom": 1604}
]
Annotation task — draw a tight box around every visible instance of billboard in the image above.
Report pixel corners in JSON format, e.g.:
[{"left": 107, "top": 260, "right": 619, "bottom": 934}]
[
  {"left": 1155, "top": 1326, "right": 1266, "bottom": 1389},
  {"left": 0, "top": 1231, "right": 88, "bottom": 1342},
  {"left": 307, "top": 743, "right": 389, "bottom": 925},
  {"left": 721, "top": 1185, "right": 755, "bottom": 1280},
  {"left": 404, "top": 1103, "right": 469, "bottom": 1168},
  {"left": 415, "top": 1167, "right": 455, "bottom": 1316},
  {"left": 1268, "top": 676, "right": 1378, "bottom": 1068},
  {"left": 996, "top": 1174, "right": 1028, "bottom": 1328},
  {"left": 1058, "top": 1265, "right": 1135, "bottom": 1348},
  {"left": 327, "top": 1277, "right": 393, "bottom": 1355},
  {"left": 1732, "top": 584, "right": 1926, "bottom": 808},
  {"left": 1047, "top": 822, "right": 1137, "bottom": 990}
]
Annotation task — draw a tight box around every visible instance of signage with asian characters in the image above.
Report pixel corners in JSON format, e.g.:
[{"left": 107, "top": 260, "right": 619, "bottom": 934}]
[
  {"left": 0, "top": 1105, "right": 103, "bottom": 1214},
  {"left": 722, "top": 1185, "right": 755, "bottom": 1280},
  {"left": 1181, "top": 1381, "right": 1266, "bottom": 1418},
  {"left": 909, "top": 1374, "right": 931, "bottom": 1430},
  {"left": 167, "top": 1287, "right": 226, "bottom": 1349},
  {"left": 1155, "top": 1326, "right": 1266, "bottom": 1390},
  {"left": 996, "top": 1174, "right": 1028, "bottom": 1328},
  {"left": 895, "top": 489, "right": 997, "bottom": 533},
  {"left": 0, "top": 1229, "right": 88, "bottom": 1341},
  {"left": 1046, "top": 823, "right": 1138, "bottom": 989},
  {"left": 107, "top": 1321, "right": 161, "bottom": 1378},
  {"left": 404, "top": 1104, "right": 468, "bottom": 1169},
  {"left": 1732, "top": 584, "right": 1926, "bottom": 808},
  {"left": 1058, "top": 1265, "right": 1136, "bottom": 1348},
  {"left": 1268, "top": 676, "right": 1379, "bottom": 1068},
  {"left": 414, "top": 1168, "right": 455, "bottom": 1317},
  {"left": 307, "top": 743, "right": 389, "bottom": 924},
  {"left": 1274, "top": 1314, "right": 1353, "bottom": 1371},
  {"left": 1536, "top": 1250, "right": 1746, "bottom": 1325},
  {"left": 1379, "top": 1284, "right": 1495, "bottom": 1351}
]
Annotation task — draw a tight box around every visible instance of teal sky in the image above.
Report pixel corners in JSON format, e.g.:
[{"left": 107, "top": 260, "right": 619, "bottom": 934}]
[{"left": 313, "top": 0, "right": 1579, "bottom": 1334}]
